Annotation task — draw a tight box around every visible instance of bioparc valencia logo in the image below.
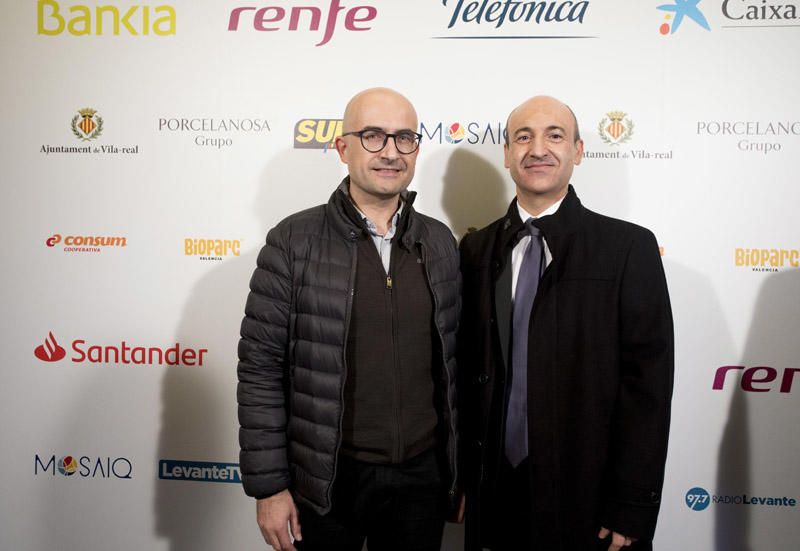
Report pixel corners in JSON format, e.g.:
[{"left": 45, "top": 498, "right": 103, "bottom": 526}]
[
  {"left": 685, "top": 487, "right": 797, "bottom": 511},
  {"left": 40, "top": 107, "right": 140, "bottom": 156},
  {"left": 33, "top": 332, "right": 208, "bottom": 367}
]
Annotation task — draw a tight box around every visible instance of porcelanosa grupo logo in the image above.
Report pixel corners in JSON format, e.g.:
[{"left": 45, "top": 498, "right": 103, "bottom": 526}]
[
  {"left": 657, "top": 0, "right": 711, "bottom": 35},
  {"left": 227, "top": 2, "right": 378, "bottom": 47},
  {"left": 34, "top": 332, "right": 67, "bottom": 362},
  {"left": 157, "top": 117, "right": 271, "bottom": 150},
  {"left": 696, "top": 120, "right": 799, "bottom": 155},
  {"left": 33, "top": 332, "right": 208, "bottom": 367},
  {"left": 598, "top": 111, "right": 634, "bottom": 146},
  {"left": 58, "top": 456, "right": 78, "bottom": 476}
]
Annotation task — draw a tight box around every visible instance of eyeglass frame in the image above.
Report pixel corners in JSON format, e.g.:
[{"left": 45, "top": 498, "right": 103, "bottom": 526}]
[{"left": 340, "top": 127, "right": 423, "bottom": 154}]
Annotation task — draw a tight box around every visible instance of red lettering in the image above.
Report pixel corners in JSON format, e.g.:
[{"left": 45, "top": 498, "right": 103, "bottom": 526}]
[
  {"left": 712, "top": 365, "right": 744, "bottom": 390},
  {"left": 228, "top": 7, "right": 255, "bottom": 30},
  {"left": 254, "top": 6, "right": 285, "bottom": 31},
  {"left": 289, "top": 6, "right": 321, "bottom": 30},
  {"left": 318, "top": 0, "right": 345, "bottom": 46},
  {"left": 781, "top": 368, "right": 800, "bottom": 393},
  {"left": 741, "top": 366, "right": 777, "bottom": 392},
  {"left": 72, "top": 339, "right": 86, "bottom": 362},
  {"left": 345, "top": 5, "right": 377, "bottom": 30}
]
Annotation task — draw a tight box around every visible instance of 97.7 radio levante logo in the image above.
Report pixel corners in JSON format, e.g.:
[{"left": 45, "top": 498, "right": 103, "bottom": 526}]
[{"left": 685, "top": 487, "right": 711, "bottom": 511}]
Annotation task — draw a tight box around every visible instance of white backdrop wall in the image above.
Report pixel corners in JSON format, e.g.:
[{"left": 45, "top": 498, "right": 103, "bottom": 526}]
[{"left": 1, "top": 1, "right": 799, "bottom": 550}]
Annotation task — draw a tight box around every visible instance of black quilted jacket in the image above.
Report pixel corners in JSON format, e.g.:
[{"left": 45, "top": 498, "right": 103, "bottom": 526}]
[{"left": 237, "top": 178, "right": 460, "bottom": 515}]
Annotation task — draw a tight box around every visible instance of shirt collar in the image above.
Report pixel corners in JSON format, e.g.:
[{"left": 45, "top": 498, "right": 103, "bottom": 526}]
[
  {"left": 352, "top": 201, "right": 403, "bottom": 239},
  {"left": 517, "top": 195, "right": 564, "bottom": 223}
]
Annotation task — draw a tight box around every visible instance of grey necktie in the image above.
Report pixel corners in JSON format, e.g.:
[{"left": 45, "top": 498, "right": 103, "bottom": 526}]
[{"left": 505, "top": 219, "right": 543, "bottom": 467}]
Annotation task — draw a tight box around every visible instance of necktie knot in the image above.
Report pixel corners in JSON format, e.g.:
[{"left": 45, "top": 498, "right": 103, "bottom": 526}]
[{"left": 525, "top": 218, "right": 541, "bottom": 238}]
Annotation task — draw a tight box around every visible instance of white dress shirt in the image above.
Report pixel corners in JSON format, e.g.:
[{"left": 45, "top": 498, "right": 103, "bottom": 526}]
[{"left": 511, "top": 198, "right": 564, "bottom": 302}]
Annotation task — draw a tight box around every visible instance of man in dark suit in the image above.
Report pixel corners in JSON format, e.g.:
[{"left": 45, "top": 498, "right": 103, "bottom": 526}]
[{"left": 459, "top": 96, "right": 674, "bottom": 551}]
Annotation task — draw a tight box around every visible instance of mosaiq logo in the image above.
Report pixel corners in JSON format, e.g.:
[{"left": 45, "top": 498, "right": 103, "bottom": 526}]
[
  {"left": 227, "top": 1, "right": 378, "bottom": 46},
  {"left": 583, "top": 110, "right": 674, "bottom": 161},
  {"left": 35, "top": 454, "right": 134, "bottom": 479},
  {"left": 159, "top": 459, "right": 241, "bottom": 484},
  {"left": 420, "top": 121, "right": 506, "bottom": 145},
  {"left": 157, "top": 117, "right": 271, "bottom": 149},
  {"left": 685, "top": 487, "right": 797, "bottom": 511},
  {"left": 33, "top": 332, "right": 208, "bottom": 367},
  {"left": 712, "top": 365, "right": 799, "bottom": 393},
  {"left": 41, "top": 107, "right": 140, "bottom": 156},
  {"left": 37, "top": 1, "right": 176, "bottom": 36},
  {"left": 696, "top": 120, "right": 799, "bottom": 155},
  {"left": 437, "top": 0, "right": 593, "bottom": 39}
]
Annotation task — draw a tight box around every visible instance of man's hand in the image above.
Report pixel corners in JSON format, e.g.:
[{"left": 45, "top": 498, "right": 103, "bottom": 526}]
[
  {"left": 449, "top": 493, "right": 466, "bottom": 523},
  {"left": 598, "top": 527, "right": 636, "bottom": 551},
  {"left": 257, "top": 490, "right": 302, "bottom": 550}
]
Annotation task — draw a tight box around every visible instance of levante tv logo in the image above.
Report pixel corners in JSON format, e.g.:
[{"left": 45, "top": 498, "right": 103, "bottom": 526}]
[{"left": 159, "top": 459, "right": 242, "bottom": 484}]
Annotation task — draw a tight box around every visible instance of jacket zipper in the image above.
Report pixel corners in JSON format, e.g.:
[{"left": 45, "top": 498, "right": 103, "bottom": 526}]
[{"left": 420, "top": 242, "right": 458, "bottom": 500}]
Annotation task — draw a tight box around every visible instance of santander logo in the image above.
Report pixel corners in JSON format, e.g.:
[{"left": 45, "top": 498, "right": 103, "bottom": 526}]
[{"left": 34, "top": 332, "right": 67, "bottom": 362}]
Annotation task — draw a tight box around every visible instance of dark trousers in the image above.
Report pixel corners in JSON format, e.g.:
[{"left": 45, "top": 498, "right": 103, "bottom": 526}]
[
  {"left": 487, "top": 457, "right": 532, "bottom": 551},
  {"left": 296, "top": 448, "right": 446, "bottom": 551}
]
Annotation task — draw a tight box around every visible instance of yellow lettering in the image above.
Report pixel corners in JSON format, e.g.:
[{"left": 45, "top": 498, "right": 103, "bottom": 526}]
[
  {"left": 791, "top": 250, "right": 799, "bottom": 268},
  {"left": 296, "top": 120, "right": 316, "bottom": 143},
  {"left": 67, "top": 5, "right": 90, "bottom": 35},
  {"left": 735, "top": 248, "right": 745, "bottom": 266},
  {"left": 770, "top": 249, "right": 779, "bottom": 267},
  {"left": 153, "top": 6, "right": 176, "bottom": 36},
  {"left": 120, "top": 6, "right": 139, "bottom": 35},
  {"left": 96, "top": 5, "right": 120, "bottom": 35},
  {"left": 184, "top": 239, "right": 193, "bottom": 256},
  {"left": 38, "top": 0, "right": 65, "bottom": 35}
]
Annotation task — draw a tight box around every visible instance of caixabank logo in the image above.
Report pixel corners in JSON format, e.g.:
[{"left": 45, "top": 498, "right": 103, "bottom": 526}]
[
  {"left": 33, "top": 332, "right": 208, "bottom": 367},
  {"left": 184, "top": 238, "right": 242, "bottom": 261},
  {"left": 159, "top": 459, "right": 241, "bottom": 484},
  {"left": 657, "top": 0, "right": 800, "bottom": 35},
  {"left": 227, "top": 1, "right": 378, "bottom": 47},
  {"left": 46, "top": 233, "right": 127, "bottom": 254},
  {"left": 436, "top": 0, "right": 594, "bottom": 39},
  {"left": 35, "top": 454, "right": 133, "bottom": 479},
  {"left": 685, "top": 487, "right": 797, "bottom": 511},
  {"left": 41, "top": 107, "right": 140, "bottom": 156},
  {"left": 712, "top": 365, "right": 799, "bottom": 394},
  {"left": 157, "top": 118, "right": 271, "bottom": 150},
  {"left": 583, "top": 110, "right": 674, "bottom": 161},
  {"left": 657, "top": 0, "right": 711, "bottom": 35},
  {"left": 735, "top": 247, "right": 800, "bottom": 272},
  {"left": 696, "top": 120, "right": 799, "bottom": 155},
  {"left": 37, "top": 0, "right": 176, "bottom": 36}
]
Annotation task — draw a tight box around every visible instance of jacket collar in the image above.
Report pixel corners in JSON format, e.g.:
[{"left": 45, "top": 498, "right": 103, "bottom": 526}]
[{"left": 328, "top": 176, "right": 420, "bottom": 248}]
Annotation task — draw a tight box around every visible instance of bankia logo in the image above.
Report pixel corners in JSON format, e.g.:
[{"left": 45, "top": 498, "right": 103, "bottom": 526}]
[
  {"left": 421, "top": 121, "right": 506, "bottom": 145},
  {"left": 33, "top": 332, "right": 208, "bottom": 367},
  {"left": 712, "top": 365, "right": 799, "bottom": 393},
  {"left": 37, "top": 1, "right": 176, "bottom": 36},
  {"left": 35, "top": 454, "right": 133, "bottom": 479},
  {"left": 685, "top": 487, "right": 797, "bottom": 511},
  {"left": 34, "top": 332, "right": 67, "bottom": 362},
  {"left": 41, "top": 108, "right": 140, "bottom": 156},
  {"left": 227, "top": 1, "right": 378, "bottom": 47},
  {"left": 159, "top": 459, "right": 242, "bottom": 484},
  {"left": 584, "top": 110, "right": 673, "bottom": 161},
  {"left": 157, "top": 117, "right": 271, "bottom": 150},
  {"left": 436, "top": 0, "right": 593, "bottom": 39},
  {"left": 294, "top": 119, "right": 343, "bottom": 151}
]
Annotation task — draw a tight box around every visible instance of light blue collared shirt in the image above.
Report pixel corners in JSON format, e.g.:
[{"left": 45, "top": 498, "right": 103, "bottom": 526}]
[{"left": 352, "top": 202, "right": 403, "bottom": 274}]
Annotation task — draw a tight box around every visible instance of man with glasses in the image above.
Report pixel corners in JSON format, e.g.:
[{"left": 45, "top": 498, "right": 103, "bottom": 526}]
[{"left": 238, "top": 88, "right": 460, "bottom": 551}]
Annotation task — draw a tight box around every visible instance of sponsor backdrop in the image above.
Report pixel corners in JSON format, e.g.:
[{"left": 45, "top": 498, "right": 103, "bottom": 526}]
[{"left": 1, "top": 0, "right": 798, "bottom": 550}]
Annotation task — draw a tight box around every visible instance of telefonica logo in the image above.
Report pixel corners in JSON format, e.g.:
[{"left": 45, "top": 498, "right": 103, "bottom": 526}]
[
  {"left": 37, "top": 1, "right": 176, "bottom": 36},
  {"left": 159, "top": 460, "right": 242, "bottom": 484},
  {"left": 436, "top": 0, "right": 593, "bottom": 39},
  {"left": 33, "top": 332, "right": 208, "bottom": 367},
  {"left": 227, "top": 1, "right": 378, "bottom": 47}
]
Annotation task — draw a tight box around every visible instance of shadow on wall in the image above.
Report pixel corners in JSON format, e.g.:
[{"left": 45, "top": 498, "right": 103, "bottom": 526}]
[
  {"left": 715, "top": 268, "right": 800, "bottom": 551},
  {"left": 153, "top": 148, "right": 342, "bottom": 551},
  {"left": 436, "top": 148, "right": 510, "bottom": 239}
]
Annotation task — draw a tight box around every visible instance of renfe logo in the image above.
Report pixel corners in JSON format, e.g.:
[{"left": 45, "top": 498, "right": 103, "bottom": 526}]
[
  {"left": 228, "top": 1, "right": 377, "bottom": 46},
  {"left": 713, "top": 365, "right": 799, "bottom": 393}
]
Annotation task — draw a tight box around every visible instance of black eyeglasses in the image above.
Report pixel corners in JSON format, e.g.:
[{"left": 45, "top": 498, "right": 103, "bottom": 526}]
[{"left": 341, "top": 128, "right": 422, "bottom": 154}]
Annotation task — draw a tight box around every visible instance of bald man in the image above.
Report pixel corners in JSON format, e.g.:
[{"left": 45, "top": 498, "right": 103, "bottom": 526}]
[
  {"left": 238, "top": 88, "right": 460, "bottom": 551},
  {"left": 459, "top": 96, "right": 673, "bottom": 551}
]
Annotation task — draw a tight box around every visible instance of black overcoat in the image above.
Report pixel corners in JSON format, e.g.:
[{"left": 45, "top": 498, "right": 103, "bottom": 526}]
[{"left": 459, "top": 186, "right": 674, "bottom": 550}]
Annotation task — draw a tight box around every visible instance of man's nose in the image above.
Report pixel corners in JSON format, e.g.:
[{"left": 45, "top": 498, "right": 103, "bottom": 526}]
[
  {"left": 380, "top": 136, "right": 400, "bottom": 159},
  {"left": 528, "top": 135, "right": 547, "bottom": 158}
]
